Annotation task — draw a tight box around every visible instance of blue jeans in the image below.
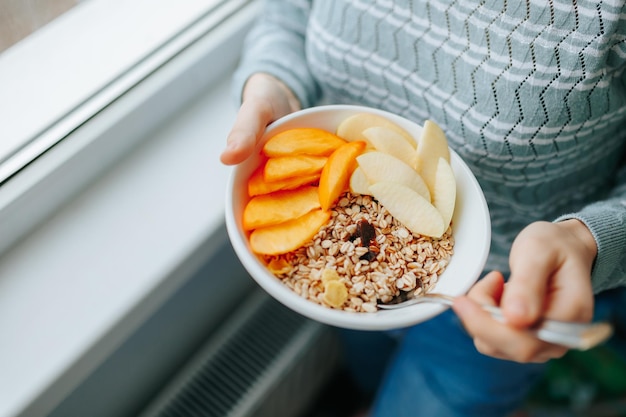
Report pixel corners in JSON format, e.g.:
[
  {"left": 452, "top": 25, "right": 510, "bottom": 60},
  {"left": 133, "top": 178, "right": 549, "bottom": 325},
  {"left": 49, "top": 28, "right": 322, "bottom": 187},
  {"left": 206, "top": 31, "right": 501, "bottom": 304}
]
[
  {"left": 339, "top": 288, "right": 625, "bottom": 417},
  {"left": 370, "top": 310, "right": 545, "bottom": 417}
]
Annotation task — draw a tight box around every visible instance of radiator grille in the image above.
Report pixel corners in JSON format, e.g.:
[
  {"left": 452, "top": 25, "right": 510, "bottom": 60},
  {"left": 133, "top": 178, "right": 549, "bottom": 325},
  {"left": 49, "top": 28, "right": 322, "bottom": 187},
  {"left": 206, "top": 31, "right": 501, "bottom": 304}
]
[{"left": 139, "top": 289, "right": 340, "bottom": 417}]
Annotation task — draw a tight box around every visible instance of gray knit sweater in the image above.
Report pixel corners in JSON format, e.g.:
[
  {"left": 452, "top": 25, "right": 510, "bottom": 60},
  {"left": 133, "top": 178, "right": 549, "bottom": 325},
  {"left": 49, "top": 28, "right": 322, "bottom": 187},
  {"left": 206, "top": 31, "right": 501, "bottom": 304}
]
[{"left": 233, "top": 0, "right": 626, "bottom": 293}]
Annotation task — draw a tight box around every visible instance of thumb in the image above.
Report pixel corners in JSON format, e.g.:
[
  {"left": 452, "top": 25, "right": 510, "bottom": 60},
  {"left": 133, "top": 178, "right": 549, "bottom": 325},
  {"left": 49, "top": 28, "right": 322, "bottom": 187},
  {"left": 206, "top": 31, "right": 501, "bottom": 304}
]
[
  {"left": 461, "top": 271, "right": 506, "bottom": 307},
  {"left": 502, "top": 233, "right": 554, "bottom": 327},
  {"left": 453, "top": 271, "right": 504, "bottom": 323},
  {"left": 220, "top": 98, "right": 274, "bottom": 165}
]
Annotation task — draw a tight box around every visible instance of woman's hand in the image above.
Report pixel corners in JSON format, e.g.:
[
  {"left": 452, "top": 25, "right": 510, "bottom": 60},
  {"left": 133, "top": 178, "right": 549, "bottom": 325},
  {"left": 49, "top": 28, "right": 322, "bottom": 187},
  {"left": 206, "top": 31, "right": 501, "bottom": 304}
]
[
  {"left": 452, "top": 219, "right": 597, "bottom": 363},
  {"left": 220, "top": 73, "right": 301, "bottom": 165}
]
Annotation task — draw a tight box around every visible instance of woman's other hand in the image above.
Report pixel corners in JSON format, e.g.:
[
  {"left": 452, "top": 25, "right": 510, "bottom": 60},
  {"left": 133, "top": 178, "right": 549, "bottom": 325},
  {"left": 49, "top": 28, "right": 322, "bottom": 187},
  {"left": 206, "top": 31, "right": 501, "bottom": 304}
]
[
  {"left": 220, "top": 73, "right": 301, "bottom": 165},
  {"left": 452, "top": 219, "right": 598, "bottom": 363}
]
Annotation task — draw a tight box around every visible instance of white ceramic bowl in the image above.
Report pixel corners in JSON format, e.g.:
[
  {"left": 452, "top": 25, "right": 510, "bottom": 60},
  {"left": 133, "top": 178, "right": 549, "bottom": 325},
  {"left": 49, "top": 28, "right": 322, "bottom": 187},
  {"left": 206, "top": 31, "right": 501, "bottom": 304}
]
[{"left": 225, "top": 105, "right": 491, "bottom": 330}]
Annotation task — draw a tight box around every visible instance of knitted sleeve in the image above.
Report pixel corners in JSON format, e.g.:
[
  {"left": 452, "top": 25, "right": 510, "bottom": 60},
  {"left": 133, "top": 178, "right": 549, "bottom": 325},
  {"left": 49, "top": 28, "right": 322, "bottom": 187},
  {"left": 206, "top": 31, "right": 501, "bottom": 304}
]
[
  {"left": 231, "top": 0, "right": 320, "bottom": 108},
  {"left": 556, "top": 160, "right": 626, "bottom": 294}
]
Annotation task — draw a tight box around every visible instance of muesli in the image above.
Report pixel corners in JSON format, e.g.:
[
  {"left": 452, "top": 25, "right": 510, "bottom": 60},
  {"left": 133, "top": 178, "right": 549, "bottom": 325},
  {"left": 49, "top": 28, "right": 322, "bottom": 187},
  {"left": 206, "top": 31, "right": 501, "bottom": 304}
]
[{"left": 261, "top": 192, "right": 454, "bottom": 312}]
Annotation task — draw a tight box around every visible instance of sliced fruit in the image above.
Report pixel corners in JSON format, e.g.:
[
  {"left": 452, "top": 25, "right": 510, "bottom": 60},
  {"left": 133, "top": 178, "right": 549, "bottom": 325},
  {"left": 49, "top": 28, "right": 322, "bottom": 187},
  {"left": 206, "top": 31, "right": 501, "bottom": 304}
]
[
  {"left": 319, "top": 141, "right": 367, "bottom": 210},
  {"left": 336, "top": 113, "right": 417, "bottom": 148},
  {"left": 362, "top": 126, "right": 419, "bottom": 169},
  {"left": 323, "top": 280, "right": 348, "bottom": 308},
  {"left": 416, "top": 120, "right": 451, "bottom": 193},
  {"left": 248, "top": 165, "right": 319, "bottom": 196},
  {"left": 356, "top": 151, "right": 431, "bottom": 202},
  {"left": 242, "top": 185, "right": 321, "bottom": 231},
  {"left": 349, "top": 167, "right": 371, "bottom": 195},
  {"left": 263, "top": 128, "right": 347, "bottom": 157},
  {"left": 369, "top": 181, "right": 445, "bottom": 238},
  {"left": 267, "top": 258, "right": 292, "bottom": 275},
  {"left": 321, "top": 268, "right": 341, "bottom": 285},
  {"left": 418, "top": 120, "right": 451, "bottom": 162},
  {"left": 432, "top": 157, "right": 456, "bottom": 231},
  {"left": 249, "top": 209, "right": 331, "bottom": 255},
  {"left": 264, "top": 154, "right": 327, "bottom": 182}
]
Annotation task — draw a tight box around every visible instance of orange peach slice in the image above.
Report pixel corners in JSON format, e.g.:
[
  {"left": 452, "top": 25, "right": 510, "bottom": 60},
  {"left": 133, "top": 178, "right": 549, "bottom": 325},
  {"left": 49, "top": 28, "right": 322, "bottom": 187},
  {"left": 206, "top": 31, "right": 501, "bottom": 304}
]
[
  {"left": 249, "top": 209, "right": 331, "bottom": 255},
  {"left": 267, "top": 258, "right": 292, "bottom": 275},
  {"left": 248, "top": 165, "right": 319, "bottom": 196},
  {"left": 242, "top": 186, "right": 321, "bottom": 231},
  {"left": 263, "top": 128, "right": 347, "bottom": 157},
  {"left": 318, "top": 141, "right": 367, "bottom": 210},
  {"left": 264, "top": 155, "right": 327, "bottom": 182}
]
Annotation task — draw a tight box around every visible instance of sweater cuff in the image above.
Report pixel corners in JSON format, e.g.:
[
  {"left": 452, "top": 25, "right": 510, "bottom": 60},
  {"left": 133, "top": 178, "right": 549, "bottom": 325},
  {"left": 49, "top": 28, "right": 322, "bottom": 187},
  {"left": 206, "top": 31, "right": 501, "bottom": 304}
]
[{"left": 555, "top": 203, "right": 626, "bottom": 293}]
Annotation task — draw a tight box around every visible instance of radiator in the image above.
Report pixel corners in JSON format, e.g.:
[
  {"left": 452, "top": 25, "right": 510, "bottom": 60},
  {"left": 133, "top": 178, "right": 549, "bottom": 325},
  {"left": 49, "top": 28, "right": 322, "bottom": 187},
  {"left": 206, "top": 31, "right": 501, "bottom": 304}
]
[{"left": 138, "top": 289, "right": 341, "bottom": 417}]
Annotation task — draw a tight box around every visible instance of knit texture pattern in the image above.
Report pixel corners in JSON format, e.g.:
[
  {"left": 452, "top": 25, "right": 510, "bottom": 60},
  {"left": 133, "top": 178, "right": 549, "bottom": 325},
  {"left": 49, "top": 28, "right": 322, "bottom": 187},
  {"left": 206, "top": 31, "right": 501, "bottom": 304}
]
[{"left": 233, "top": 0, "right": 626, "bottom": 292}]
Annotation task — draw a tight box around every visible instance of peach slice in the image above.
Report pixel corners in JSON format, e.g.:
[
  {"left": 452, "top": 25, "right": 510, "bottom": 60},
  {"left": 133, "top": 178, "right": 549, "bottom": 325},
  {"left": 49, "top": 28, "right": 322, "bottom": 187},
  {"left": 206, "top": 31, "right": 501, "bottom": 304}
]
[
  {"left": 264, "top": 155, "right": 327, "bottom": 182},
  {"left": 249, "top": 209, "right": 331, "bottom": 255},
  {"left": 432, "top": 157, "right": 456, "bottom": 230},
  {"left": 362, "top": 126, "right": 419, "bottom": 169},
  {"left": 369, "top": 181, "right": 445, "bottom": 238},
  {"left": 263, "top": 128, "right": 347, "bottom": 157},
  {"left": 356, "top": 151, "right": 431, "bottom": 202},
  {"left": 336, "top": 113, "right": 417, "bottom": 148},
  {"left": 267, "top": 258, "right": 292, "bottom": 275},
  {"left": 319, "top": 141, "right": 367, "bottom": 210},
  {"left": 243, "top": 185, "right": 321, "bottom": 230},
  {"left": 416, "top": 120, "right": 451, "bottom": 194},
  {"left": 248, "top": 165, "right": 319, "bottom": 196}
]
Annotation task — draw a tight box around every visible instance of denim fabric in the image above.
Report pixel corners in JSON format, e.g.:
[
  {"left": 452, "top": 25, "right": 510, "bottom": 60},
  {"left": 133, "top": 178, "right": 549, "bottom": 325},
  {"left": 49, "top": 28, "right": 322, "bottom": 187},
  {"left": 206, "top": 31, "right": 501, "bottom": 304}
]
[
  {"left": 338, "top": 328, "right": 399, "bottom": 398},
  {"left": 367, "top": 310, "right": 547, "bottom": 417},
  {"left": 337, "top": 287, "right": 626, "bottom": 417}
]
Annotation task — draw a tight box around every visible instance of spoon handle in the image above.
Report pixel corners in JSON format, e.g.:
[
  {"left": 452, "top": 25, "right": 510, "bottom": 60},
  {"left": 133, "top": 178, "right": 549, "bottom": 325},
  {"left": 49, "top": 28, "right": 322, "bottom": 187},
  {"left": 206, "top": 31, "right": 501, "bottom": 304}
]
[{"left": 378, "top": 293, "right": 613, "bottom": 350}]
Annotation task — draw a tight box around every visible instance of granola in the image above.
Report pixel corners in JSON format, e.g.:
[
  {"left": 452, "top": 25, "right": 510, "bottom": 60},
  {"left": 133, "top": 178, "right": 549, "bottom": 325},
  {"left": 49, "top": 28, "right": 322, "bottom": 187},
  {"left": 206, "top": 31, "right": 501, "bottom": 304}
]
[{"left": 261, "top": 192, "right": 454, "bottom": 312}]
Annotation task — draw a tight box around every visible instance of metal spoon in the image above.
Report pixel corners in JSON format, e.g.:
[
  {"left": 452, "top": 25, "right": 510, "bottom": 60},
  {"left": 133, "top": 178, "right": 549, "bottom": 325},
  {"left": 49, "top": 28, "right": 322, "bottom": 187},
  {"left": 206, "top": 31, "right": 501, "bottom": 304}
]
[{"left": 378, "top": 292, "right": 613, "bottom": 351}]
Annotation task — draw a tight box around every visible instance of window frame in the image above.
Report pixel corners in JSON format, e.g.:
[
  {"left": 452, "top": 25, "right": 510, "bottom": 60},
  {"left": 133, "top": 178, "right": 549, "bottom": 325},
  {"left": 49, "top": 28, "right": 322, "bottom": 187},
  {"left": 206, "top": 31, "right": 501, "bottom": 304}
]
[
  {"left": 0, "top": 0, "right": 259, "bottom": 256},
  {"left": 0, "top": 0, "right": 251, "bottom": 183}
]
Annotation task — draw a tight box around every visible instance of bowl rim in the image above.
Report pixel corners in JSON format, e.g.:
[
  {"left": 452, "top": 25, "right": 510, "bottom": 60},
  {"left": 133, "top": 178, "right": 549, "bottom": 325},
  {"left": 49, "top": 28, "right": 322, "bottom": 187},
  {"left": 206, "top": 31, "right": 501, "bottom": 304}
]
[{"left": 225, "top": 104, "right": 491, "bottom": 330}]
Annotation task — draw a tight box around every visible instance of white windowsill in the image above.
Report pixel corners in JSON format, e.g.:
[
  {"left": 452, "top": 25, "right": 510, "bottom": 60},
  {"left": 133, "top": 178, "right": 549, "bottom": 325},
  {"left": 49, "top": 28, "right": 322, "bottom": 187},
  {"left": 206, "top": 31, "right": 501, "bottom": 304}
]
[{"left": 0, "top": 74, "right": 237, "bottom": 417}]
